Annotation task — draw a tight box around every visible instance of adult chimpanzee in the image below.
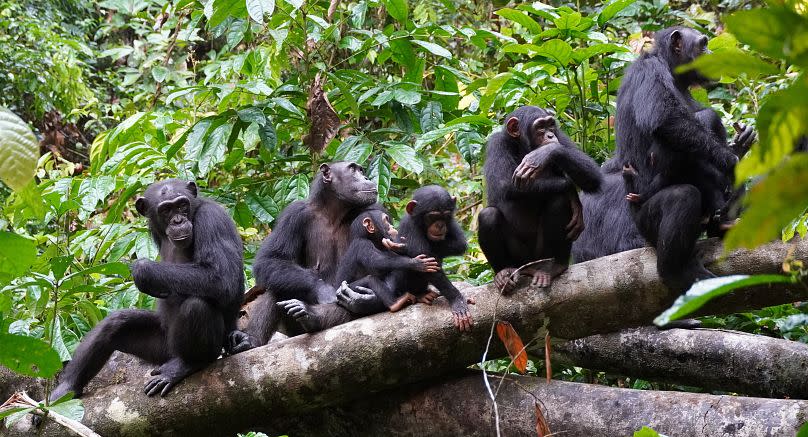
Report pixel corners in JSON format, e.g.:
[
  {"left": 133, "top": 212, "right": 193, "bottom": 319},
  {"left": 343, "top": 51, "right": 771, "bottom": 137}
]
[
  {"left": 478, "top": 106, "right": 602, "bottom": 294},
  {"left": 571, "top": 26, "right": 756, "bottom": 291},
  {"left": 229, "top": 162, "right": 383, "bottom": 352},
  {"left": 387, "top": 185, "right": 474, "bottom": 331},
  {"left": 50, "top": 179, "right": 244, "bottom": 400},
  {"left": 334, "top": 209, "right": 440, "bottom": 310}
]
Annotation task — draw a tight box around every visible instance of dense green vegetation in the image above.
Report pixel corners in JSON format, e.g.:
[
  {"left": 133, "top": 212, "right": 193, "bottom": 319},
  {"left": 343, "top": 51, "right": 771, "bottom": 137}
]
[{"left": 1, "top": 0, "right": 807, "bottom": 428}]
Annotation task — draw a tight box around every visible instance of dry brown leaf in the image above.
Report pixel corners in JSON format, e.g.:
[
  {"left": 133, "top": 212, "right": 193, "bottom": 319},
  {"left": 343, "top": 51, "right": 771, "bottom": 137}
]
[
  {"left": 535, "top": 402, "right": 551, "bottom": 437},
  {"left": 496, "top": 321, "right": 527, "bottom": 374},
  {"left": 303, "top": 72, "right": 340, "bottom": 154}
]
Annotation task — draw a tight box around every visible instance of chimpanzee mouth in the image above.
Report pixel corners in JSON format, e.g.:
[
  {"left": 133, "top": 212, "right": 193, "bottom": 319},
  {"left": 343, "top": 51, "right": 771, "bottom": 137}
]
[{"left": 428, "top": 232, "right": 446, "bottom": 241}]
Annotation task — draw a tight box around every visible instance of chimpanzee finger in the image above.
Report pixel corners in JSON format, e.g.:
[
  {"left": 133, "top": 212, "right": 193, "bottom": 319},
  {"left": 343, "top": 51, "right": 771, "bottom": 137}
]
[
  {"left": 151, "top": 367, "right": 162, "bottom": 376},
  {"left": 467, "top": 297, "right": 476, "bottom": 305},
  {"left": 160, "top": 380, "right": 177, "bottom": 397}
]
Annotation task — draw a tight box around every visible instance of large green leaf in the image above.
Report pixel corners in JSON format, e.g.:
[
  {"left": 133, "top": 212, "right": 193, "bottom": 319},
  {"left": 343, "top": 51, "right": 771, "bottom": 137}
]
[
  {"left": 246, "top": 0, "right": 274, "bottom": 23},
  {"left": 383, "top": 0, "right": 408, "bottom": 23},
  {"left": 0, "top": 108, "right": 38, "bottom": 192},
  {"left": 726, "top": 154, "right": 808, "bottom": 249},
  {"left": 245, "top": 191, "right": 279, "bottom": 224},
  {"left": 725, "top": 8, "right": 803, "bottom": 63},
  {"left": 536, "top": 39, "right": 573, "bottom": 66},
  {"left": 411, "top": 40, "right": 452, "bottom": 59},
  {"left": 384, "top": 142, "right": 423, "bottom": 174},
  {"left": 597, "top": 0, "right": 635, "bottom": 27},
  {"left": 654, "top": 275, "right": 797, "bottom": 325},
  {"left": 0, "top": 232, "right": 36, "bottom": 286},
  {"left": 196, "top": 122, "right": 233, "bottom": 177},
  {"left": 420, "top": 101, "right": 443, "bottom": 133},
  {"left": 0, "top": 333, "right": 62, "bottom": 378},
  {"left": 48, "top": 398, "right": 85, "bottom": 422},
  {"left": 495, "top": 8, "right": 541, "bottom": 34},
  {"left": 677, "top": 49, "right": 778, "bottom": 80},
  {"left": 208, "top": 0, "right": 248, "bottom": 29}
]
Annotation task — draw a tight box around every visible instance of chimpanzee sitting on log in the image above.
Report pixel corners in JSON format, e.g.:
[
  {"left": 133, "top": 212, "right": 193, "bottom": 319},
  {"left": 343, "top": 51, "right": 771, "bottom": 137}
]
[
  {"left": 478, "top": 106, "right": 602, "bottom": 294},
  {"left": 50, "top": 179, "right": 244, "bottom": 400}
]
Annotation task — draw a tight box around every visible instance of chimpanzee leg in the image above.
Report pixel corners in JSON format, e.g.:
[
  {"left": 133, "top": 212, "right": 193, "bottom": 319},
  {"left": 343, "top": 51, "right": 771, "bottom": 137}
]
[
  {"left": 350, "top": 276, "right": 395, "bottom": 311},
  {"left": 145, "top": 297, "right": 224, "bottom": 396},
  {"left": 531, "top": 194, "right": 572, "bottom": 287},
  {"left": 636, "top": 184, "right": 712, "bottom": 292},
  {"left": 276, "top": 300, "right": 354, "bottom": 334},
  {"left": 478, "top": 207, "right": 518, "bottom": 271},
  {"left": 230, "top": 291, "right": 279, "bottom": 353},
  {"left": 51, "top": 310, "right": 167, "bottom": 401}
]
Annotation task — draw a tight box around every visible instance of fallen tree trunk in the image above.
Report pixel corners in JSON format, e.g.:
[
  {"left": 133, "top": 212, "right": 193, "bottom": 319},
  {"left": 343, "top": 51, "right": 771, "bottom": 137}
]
[
  {"left": 244, "top": 370, "right": 808, "bottom": 436},
  {"left": 7, "top": 238, "right": 807, "bottom": 436},
  {"left": 549, "top": 327, "right": 808, "bottom": 399}
]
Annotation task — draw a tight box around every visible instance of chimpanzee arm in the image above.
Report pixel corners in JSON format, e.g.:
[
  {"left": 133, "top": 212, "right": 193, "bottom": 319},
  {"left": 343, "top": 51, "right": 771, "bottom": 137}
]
[
  {"left": 429, "top": 272, "right": 473, "bottom": 332},
  {"left": 514, "top": 141, "right": 602, "bottom": 193},
  {"left": 505, "top": 176, "right": 572, "bottom": 199},
  {"left": 132, "top": 200, "right": 243, "bottom": 306},
  {"left": 438, "top": 220, "right": 468, "bottom": 257}
]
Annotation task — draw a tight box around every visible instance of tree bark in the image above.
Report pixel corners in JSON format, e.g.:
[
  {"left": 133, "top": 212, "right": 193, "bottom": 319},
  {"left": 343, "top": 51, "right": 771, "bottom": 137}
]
[
  {"left": 5, "top": 238, "right": 807, "bottom": 436},
  {"left": 219, "top": 370, "right": 808, "bottom": 437},
  {"left": 550, "top": 327, "right": 808, "bottom": 399}
]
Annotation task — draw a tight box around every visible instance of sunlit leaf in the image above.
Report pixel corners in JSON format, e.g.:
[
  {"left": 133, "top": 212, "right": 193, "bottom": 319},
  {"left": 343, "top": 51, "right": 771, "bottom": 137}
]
[
  {"left": 0, "top": 232, "right": 36, "bottom": 286},
  {"left": 420, "top": 101, "right": 442, "bottom": 133},
  {"left": 654, "top": 275, "right": 797, "bottom": 325},
  {"left": 495, "top": 321, "right": 527, "bottom": 374},
  {"left": 0, "top": 108, "right": 38, "bottom": 191},
  {"left": 383, "top": 0, "right": 408, "bottom": 23},
  {"left": 495, "top": 8, "right": 541, "bottom": 34},
  {"left": 597, "top": 0, "right": 635, "bottom": 27},
  {"left": 411, "top": 40, "right": 452, "bottom": 59},
  {"left": 0, "top": 333, "right": 62, "bottom": 377},
  {"left": 677, "top": 49, "right": 778, "bottom": 80},
  {"left": 384, "top": 142, "right": 423, "bottom": 173},
  {"left": 246, "top": 0, "right": 274, "bottom": 23},
  {"left": 208, "top": 0, "right": 248, "bottom": 28},
  {"left": 246, "top": 192, "right": 279, "bottom": 224},
  {"left": 48, "top": 398, "right": 85, "bottom": 422},
  {"left": 536, "top": 39, "right": 573, "bottom": 66}
]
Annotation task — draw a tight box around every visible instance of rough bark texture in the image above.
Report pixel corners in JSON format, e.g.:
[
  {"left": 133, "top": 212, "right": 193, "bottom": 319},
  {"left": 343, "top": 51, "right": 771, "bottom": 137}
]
[
  {"left": 551, "top": 327, "right": 808, "bottom": 399},
  {"left": 251, "top": 371, "right": 808, "bottom": 437},
  {"left": 5, "top": 238, "right": 807, "bottom": 436}
]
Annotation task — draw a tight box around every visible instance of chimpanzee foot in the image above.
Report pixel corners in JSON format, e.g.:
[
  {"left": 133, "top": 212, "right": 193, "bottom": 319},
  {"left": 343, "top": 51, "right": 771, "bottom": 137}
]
[
  {"left": 389, "top": 292, "right": 417, "bottom": 312},
  {"left": 417, "top": 290, "right": 440, "bottom": 305},
  {"left": 277, "top": 299, "right": 322, "bottom": 332},
  {"left": 144, "top": 358, "right": 197, "bottom": 397},
  {"left": 494, "top": 268, "right": 518, "bottom": 295},
  {"left": 531, "top": 270, "right": 552, "bottom": 287},
  {"left": 226, "top": 329, "right": 256, "bottom": 355}
]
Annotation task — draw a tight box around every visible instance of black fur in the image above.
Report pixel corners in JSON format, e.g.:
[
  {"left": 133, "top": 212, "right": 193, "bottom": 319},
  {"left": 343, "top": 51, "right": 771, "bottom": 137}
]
[{"left": 51, "top": 179, "right": 243, "bottom": 400}]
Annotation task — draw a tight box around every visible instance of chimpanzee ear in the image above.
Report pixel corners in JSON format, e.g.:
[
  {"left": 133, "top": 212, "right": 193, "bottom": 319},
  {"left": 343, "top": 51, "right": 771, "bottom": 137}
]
[
  {"left": 670, "top": 30, "right": 682, "bottom": 55},
  {"left": 506, "top": 117, "right": 520, "bottom": 138},
  {"left": 362, "top": 217, "right": 376, "bottom": 233},
  {"left": 135, "top": 197, "right": 149, "bottom": 216},
  {"left": 186, "top": 181, "right": 198, "bottom": 197},
  {"left": 405, "top": 200, "right": 418, "bottom": 215},
  {"left": 319, "top": 163, "right": 332, "bottom": 184}
]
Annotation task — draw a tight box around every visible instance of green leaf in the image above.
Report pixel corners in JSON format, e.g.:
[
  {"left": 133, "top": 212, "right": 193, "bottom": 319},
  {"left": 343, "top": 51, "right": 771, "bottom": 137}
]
[
  {"left": 63, "top": 262, "right": 131, "bottom": 281},
  {"left": 369, "top": 155, "right": 392, "bottom": 200},
  {"left": 726, "top": 155, "right": 808, "bottom": 250},
  {"left": 420, "top": 101, "right": 443, "bottom": 133},
  {"left": 246, "top": 0, "right": 275, "bottom": 23},
  {"left": 286, "top": 0, "right": 303, "bottom": 10},
  {"left": 415, "top": 123, "right": 472, "bottom": 149},
  {"left": 495, "top": 8, "right": 541, "bottom": 34},
  {"left": 654, "top": 275, "right": 796, "bottom": 325},
  {"left": 677, "top": 49, "right": 778, "bottom": 80},
  {"left": 798, "top": 422, "right": 808, "bottom": 437},
  {"left": 0, "top": 407, "right": 32, "bottom": 421},
  {"left": 335, "top": 137, "right": 372, "bottom": 164},
  {"left": 0, "top": 108, "right": 38, "bottom": 191},
  {"left": 383, "top": 0, "right": 408, "bottom": 23},
  {"left": 456, "top": 130, "right": 485, "bottom": 165},
  {"left": 196, "top": 122, "right": 233, "bottom": 177},
  {"left": 598, "top": 0, "right": 635, "bottom": 27},
  {"left": 446, "top": 115, "right": 497, "bottom": 127},
  {"left": 554, "top": 11, "right": 581, "bottom": 31},
  {"left": 384, "top": 142, "right": 423, "bottom": 174},
  {"left": 245, "top": 192, "right": 279, "bottom": 224},
  {"left": 725, "top": 9, "right": 801, "bottom": 63},
  {"left": 393, "top": 88, "right": 421, "bottom": 105},
  {"left": 633, "top": 426, "right": 664, "bottom": 437},
  {"left": 238, "top": 107, "right": 267, "bottom": 126},
  {"left": 536, "top": 39, "right": 573, "bottom": 66},
  {"left": 48, "top": 398, "right": 85, "bottom": 422},
  {"left": 258, "top": 122, "right": 278, "bottom": 152},
  {"left": 411, "top": 40, "right": 452, "bottom": 59},
  {"left": 208, "top": 0, "right": 248, "bottom": 29},
  {"left": 151, "top": 65, "right": 169, "bottom": 83},
  {"left": 0, "top": 232, "right": 36, "bottom": 286},
  {"left": 572, "top": 43, "right": 628, "bottom": 63},
  {"left": 0, "top": 333, "right": 62, "bottom": 378}
]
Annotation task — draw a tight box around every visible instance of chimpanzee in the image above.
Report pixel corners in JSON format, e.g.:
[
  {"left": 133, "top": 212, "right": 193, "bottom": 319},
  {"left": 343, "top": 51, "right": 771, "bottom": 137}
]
[
  {"left": 385, "top": 185, "right": 473, "bottom": 331},
  {"left": 571, "top": 26, "right": 756, "bottom": 291},
  {"left": 478, "top": 106, "right": 602, "bottom": 294},
  {"left": 229, "top": 162, "right": 384, "bottom": 352},
  {"left": 334, "top": 209, "right": 440, "bottom": 310},
  {"left": 50, "top": 179, "right": 244, "bottom": 400}
]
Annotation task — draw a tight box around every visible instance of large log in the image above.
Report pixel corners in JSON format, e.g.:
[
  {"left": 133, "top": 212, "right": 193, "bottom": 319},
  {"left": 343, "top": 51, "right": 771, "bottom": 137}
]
[
  {"left": 7, "top": 238, "right": 807, "bottom": 436},
  {"left": 228, "top": 371, "right": 808, "bottom": 436},
  {"left": 550, "top": 327, "right": 808, "bottom": 399}
]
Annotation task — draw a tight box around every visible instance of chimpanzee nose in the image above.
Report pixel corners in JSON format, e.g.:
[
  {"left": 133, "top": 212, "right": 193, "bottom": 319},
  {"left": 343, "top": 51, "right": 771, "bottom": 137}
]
[{"left": 171, "top": 216, "right": 183, "bottom": 225}]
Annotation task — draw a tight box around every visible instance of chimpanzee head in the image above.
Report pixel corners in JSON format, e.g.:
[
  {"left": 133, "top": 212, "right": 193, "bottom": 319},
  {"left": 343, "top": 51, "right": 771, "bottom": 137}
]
[
  {"left": 351, "top": 209, "right": 398, "bottom": 246},
  {"left": 405, "top": 185, "right": 457, "bottom": 242},
  {"left": 654, "top": 26, "right": 710, "bottom": 85},
  {"left": 504, "top": 106, "right": 560, "bottom": 154},
  {"left": 135, "top": 179, "right": 197, "bottom": 249},
  {"left": 313, "top": 161, "right": 378, "bottom": 207}
]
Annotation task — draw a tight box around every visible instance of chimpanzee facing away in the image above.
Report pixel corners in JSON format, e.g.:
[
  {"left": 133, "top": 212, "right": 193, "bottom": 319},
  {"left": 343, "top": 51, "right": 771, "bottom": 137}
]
[
  {"left": 571, "top": 26, "right": 756, "bottom": 291},
  {"left": 335, "top": 209, "right": 440, "bottom": 310},
  {"left": 386, "top": 185, "right": 473, "bottom": 331},
  {"left": 50, "top": 179, "right": 244, "bottom": 400},
  {"left": 478, "top": 106, "right": 602, "bottom": 294},
  {"left": 229, "top": 162, "right": 382, "bottom": 352}
]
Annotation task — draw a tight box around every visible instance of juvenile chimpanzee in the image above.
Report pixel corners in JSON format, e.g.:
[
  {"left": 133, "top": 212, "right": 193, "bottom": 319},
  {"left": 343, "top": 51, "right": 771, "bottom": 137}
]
[
  {"left": 50, "top": 179, "right": 243, "bottom": 400},
  {"left": 478, "top": 106, "right": 602, "bottom": 294},
  {"left": 229, "top": 162, "right": 384, "bottom": 352},
  {"left": 571, "top": 26, "right": 756, "bottom": 291},
  {"left": 334, "top": 209, "right": 440, "bottom": 310},
  {"left": 386, "top": 185, "right": 473, "bottom": 331}
]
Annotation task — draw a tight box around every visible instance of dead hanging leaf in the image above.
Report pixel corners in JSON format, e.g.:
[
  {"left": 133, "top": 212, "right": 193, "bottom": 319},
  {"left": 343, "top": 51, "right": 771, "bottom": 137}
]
[
  {"left": 327, "top": 0, "right": 341, "bottom": 21},
  {"left": 535, "top": 402, "right": 551, "bottom": 437},
  {"left": 544, "top": 332, "right": 552, "bottom": 383},
  {"left": 303, "top": 73, "right": 340, "bottom": 154},
  {"left": 496, "top": 321, "right": 527, "bottom": 374}
]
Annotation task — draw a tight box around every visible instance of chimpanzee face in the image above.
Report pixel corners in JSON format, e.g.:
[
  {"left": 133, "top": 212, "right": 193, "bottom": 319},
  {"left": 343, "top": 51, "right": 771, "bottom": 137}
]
[
  {"left": 668, "top": 27, "right": 710, "bottom": 84},
  {"left": 361, "top": 211, "right": 398, "bottom": 242},
  {"left": 505, "top": 111, "right": 559, "bottom": 152},
  {"left": 136, "top": 180, "right": 197, "bottom": 249},
  {"left": 320, "top": 162, "right": 378, "bottom": 207},
  {"left": 424, "top": 210, "right": 453, "bottom": 241},
  {"left": 530, "top": 116, "right": 559, "bottom": 148}
]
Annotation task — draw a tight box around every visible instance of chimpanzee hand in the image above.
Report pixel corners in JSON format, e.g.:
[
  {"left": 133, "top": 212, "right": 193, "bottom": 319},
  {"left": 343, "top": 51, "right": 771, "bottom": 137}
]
[
  {"left": 566, "top": 190, "right": 584, "bottom": 240},
  {"left": 336, "top": 282, "right": 382, "bottom": 315},
  {"left": 389, "top": 292, "right": 417, "bottom": 312},
  {"left": 730, "top": 122, "right": 756, "bottom": 157},
  {"left": 710, "top": 144, "right": 740, "bottom": 173},
  {"left": 131, "top": 259, "right": 170, "bottom": 298},
  {"left": 625, "top": 193, "right": 642, "bottom": 203},
  {"left": 412, "top": 254, "right": 440, "bottom": 272},
  {"left": 451, "top": 299, "right": 473, "bottom": 332},
  {"left": 382, "top": 237, "right": 406, "bottom": 253},
  {"left": 512, "top": 142, "right": 560, "bottom": 189},
  {"left": 494, "top": 267, "right": 519, "bottom": 295}
]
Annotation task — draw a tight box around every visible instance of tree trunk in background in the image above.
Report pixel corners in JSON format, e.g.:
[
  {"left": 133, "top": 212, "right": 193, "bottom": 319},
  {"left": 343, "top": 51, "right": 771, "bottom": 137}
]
[
  {"left": 5, "top": 238, "right": 807, "bottom": 436},
  {"left": 550, "top": 327, "right": 808, "bottom": 398}
]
